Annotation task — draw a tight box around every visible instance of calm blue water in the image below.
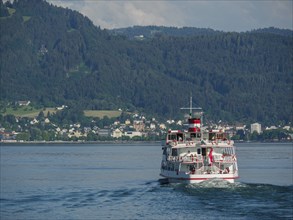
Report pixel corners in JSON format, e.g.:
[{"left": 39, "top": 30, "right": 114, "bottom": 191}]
[{"left": 0, "top": 142, "right": 292, "bottom": 220}]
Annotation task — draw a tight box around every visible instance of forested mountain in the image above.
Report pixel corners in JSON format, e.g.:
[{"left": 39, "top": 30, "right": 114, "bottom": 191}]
[{"left": 1, "top": 0, "right": 292, "bottom": 124}]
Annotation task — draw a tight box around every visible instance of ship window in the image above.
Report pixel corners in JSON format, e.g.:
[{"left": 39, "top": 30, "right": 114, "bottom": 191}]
[
  {"left": 171, "top": 148, "right": 178, "bottom": 156},
  {"left": 197, "top": 133, "right": 201, "bottom": 138},
  {"left": 197, "top": 148, "right": 201, "bottom": 155},
  {"left": 217, "top": 133, "right": 224, "bottom": 139},
  {"left": 202, "top": 148, "right": 206, "bottom": 156},
  {"left": 190, "top": 133, "right": 196, "bottom": 138},
  {"left": 209, "top": 133, "right": 216, "bottom": 140},
  {"left": 168, "top": 134, "right": 177, "bottom": 141},
  {"left": 177, "top": 133, "right": 183, "bottom": 141}
]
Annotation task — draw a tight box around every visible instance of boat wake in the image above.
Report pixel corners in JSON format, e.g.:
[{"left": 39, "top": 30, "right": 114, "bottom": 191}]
[
  {"left": 158, "top": 178, "right": 170, "bottom": 185},
  {"left": 188, "top": 178, "right": 245, "bottom": 188}
]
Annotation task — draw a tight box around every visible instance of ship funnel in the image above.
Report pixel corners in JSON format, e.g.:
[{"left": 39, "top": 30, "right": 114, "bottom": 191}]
[{"left": 188, "top": 118, "right": 201, "bottom": 132}]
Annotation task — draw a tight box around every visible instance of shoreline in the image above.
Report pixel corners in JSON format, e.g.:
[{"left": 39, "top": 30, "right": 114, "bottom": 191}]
[
  {"left": 0, "top": 140, "right": 162, "bottom": 145},
  {"left": 1, "top": 140, "right": 292, "bottom": 145}
]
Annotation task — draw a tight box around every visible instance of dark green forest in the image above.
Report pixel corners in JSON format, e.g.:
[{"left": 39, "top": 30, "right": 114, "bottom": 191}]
[{"left": 0, "top": 0, "right": 292, "bottom": 125}]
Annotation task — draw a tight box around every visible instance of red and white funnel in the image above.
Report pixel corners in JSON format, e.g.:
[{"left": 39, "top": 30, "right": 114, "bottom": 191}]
[{"left": 188, "top": 118, "right": 201, "bottom": 132}]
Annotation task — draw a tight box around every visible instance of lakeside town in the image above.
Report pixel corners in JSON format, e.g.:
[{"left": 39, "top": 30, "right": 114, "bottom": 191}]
[{"left": 1, "top": 102, "right": 292, "bottom": 143}]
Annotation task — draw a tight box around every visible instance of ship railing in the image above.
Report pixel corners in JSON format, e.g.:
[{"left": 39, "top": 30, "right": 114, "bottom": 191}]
[
  {"left": 173, "top": 154, "right": 237, "bottom": 164},
  {"left": 213, "top": 155, "right": 223, "bottom": 161},
  {"left": 213, "top": 155, "right": 237, "bottom": 163},
  {"left": 168, "top": 155, "right": 204, "bottom": 163},
  {"left": 184, "top": 162, "right": 238, "bottom": 175},
  {"left": 167, "top": 140, "right": 190, "bottom": 147},
  {"left": 167, "top": 156, "right": 178, "bottom": 161},
  {"left": 167, "top": 155, "right": 192, "bottom": 162},
  {"left": 222, "top": 155, "right": 236, "bottom": 163},
  {"left": 204, "top": 139, "right": 234, "bottom": 146},
  {"left": 181, "top": 155, "right": 194, "bottom": 162},
  {"left": 167, "top": 154, "right": 238, "bottom": 164},
  {"left": 190, "top": 165, "right": 237, "bottom": 175},
  {"left": 211, "top": 162, "right": 238, "bottom": 174}
]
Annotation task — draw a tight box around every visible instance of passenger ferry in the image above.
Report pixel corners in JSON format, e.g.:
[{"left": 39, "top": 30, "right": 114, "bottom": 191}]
[{"left": 160, "top": 98, "right": 239, "bottom": 184}]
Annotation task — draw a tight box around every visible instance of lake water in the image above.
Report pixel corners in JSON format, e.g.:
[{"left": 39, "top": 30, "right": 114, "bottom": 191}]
[{"left": 0, "top": 142, "right": 292, "bottom": 220}]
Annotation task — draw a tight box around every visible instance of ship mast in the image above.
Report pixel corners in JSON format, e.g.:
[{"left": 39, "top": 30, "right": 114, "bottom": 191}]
[
  {"left": 181, "top": 96, "right": 203, "bottom": 137},
  {"left": 181, "top": 95, "right": 202, "bottom": 118},
  {"left": 189, "top": 95, "right": 192, "bottom": 118}
]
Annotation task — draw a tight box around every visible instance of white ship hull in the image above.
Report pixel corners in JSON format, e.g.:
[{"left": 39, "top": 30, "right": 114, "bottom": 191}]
[{"left": 160, "top": 169, "right": 239, "bottom": 184}]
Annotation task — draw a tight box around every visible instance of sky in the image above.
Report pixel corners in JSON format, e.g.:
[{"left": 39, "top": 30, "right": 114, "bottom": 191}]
[{"left": 48, "top": 0, "right": 293, "bottom": 32}]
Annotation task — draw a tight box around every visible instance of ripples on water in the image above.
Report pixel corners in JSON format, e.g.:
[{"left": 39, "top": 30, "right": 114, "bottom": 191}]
[
  {"left": 170, "top": 179, "right": 293, "bottom": 220},
  {"left": 1, "top": 143, "right": 292, "bottom": 220},
  {"left": 1, "top": 179, "right": 292, "bottom": 220}
]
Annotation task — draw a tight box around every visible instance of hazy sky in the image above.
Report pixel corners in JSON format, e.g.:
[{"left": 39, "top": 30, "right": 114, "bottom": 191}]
[{"left": 48, "top": 0, "right": 293, "bottom": 32}]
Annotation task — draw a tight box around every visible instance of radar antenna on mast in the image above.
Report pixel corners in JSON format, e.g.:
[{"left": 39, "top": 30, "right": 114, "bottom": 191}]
[{"left": 180, "top": 95, "right": 202, "bottom": 118}]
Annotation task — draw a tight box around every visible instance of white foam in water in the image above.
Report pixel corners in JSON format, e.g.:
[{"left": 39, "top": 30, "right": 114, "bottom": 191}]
[{"left": 185, "top": 179, "right": 248, "bottom": 189}]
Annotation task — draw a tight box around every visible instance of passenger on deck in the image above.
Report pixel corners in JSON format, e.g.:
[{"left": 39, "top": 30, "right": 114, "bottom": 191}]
[{"left": 223, "top": 167, "right": 230, "bottom": 174}]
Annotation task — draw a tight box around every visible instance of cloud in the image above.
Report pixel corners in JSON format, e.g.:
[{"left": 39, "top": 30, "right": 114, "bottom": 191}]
[
  {"left": 48, "top": 0, "right": 293, "bottom": 31},
  {"left": 76, "top": 1, "right": 180, "bottom": 29}
]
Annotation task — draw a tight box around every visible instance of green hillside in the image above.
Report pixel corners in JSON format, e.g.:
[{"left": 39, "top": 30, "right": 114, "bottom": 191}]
[{"left": 0, "top": 0, "right": 292, "bottom": 124}]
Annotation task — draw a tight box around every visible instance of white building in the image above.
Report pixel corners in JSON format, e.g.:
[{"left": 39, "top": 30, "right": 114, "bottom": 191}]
[
  {"left": 251, "top": 123, "right": 262, "bottom": 134},
  {"left": 112, "top": 129, "right": 123, "bottom": 138},
  {"left": 166, "top": 120, "right": 175, "bottom": 124},
  {"left": 159, "top": 124, "right": 166, "bottom": 130},
  {"left": 68, "top": 131, "right": 86, "bottom": 138},
  {"left": 150, "top": 123, "right": 156, "bottom": 130},
  {"left": 56, "top": 105, "right": 67, "bottom": 110},
  {"left": 30, "top": 118, "right": 39, "bottom": 125},
  {"left": 265, "top": 126, "right": 277, "bottom": 130},
  {"left": 124, "top": 131, "right": 143, "bottom": 139},
  {"left": 17, "top": 101, "right": 31, "bottom": 106},
  {"left": 125, "top": 119, "right": 131, "bottom": 125},
  {"left": 283, "top": 126, "right": 291, "bottom": 131},
  {"left": 235, "top": 124, "right": 246, "bottom": 131}
]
